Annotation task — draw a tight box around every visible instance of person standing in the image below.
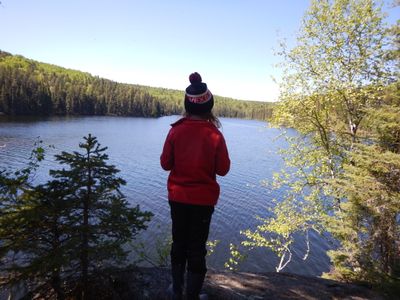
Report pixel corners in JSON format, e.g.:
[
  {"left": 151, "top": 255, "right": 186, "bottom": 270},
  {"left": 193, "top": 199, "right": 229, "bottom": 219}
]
[{"left": 160, "top": 72, "right": 230, "bottom": 300}]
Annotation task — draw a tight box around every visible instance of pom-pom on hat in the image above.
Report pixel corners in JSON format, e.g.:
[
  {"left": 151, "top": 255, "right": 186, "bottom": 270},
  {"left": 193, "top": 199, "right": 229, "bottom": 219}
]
[{"left": 184, "top": 72, "right": 214, "bottom": 115}]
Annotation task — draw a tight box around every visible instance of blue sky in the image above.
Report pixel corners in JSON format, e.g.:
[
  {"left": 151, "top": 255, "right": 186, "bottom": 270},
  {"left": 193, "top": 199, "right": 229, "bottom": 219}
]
[{"left": 0, "top": 0, "right": 398, "bottom": 101}]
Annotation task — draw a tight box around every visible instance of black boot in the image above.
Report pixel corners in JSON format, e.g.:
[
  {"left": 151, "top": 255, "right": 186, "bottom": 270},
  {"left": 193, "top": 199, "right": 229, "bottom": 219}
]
[
  {"left": 167, "top": 264, "right": 185, "bottom": 300},
  {"left": 186, "top": 272, "right": 208, "bottom": 300}
]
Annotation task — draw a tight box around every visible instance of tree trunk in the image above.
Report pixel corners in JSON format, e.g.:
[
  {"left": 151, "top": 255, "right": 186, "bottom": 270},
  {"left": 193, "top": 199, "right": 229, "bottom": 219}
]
[
  {"left": 81, "top": 150, "right": 92, "bottom": 300},
  {"left": 51, "top": 270, "right": 64, "bottom": 300}
]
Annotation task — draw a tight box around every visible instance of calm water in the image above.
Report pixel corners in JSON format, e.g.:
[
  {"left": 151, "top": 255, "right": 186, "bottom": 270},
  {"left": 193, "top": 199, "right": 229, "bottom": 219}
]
[{"left": 0, "top": 115, "right": 332, "bottom": 276}]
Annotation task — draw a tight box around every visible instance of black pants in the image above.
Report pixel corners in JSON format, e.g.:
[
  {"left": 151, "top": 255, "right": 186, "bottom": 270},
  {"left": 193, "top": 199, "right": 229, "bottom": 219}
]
[{"left": 169, "top": 201, "right": 214, "bottom": 274}]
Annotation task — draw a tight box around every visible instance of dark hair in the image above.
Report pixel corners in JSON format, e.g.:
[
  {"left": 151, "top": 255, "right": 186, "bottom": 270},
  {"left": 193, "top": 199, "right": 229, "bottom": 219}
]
[{"left": 184, "top": 111, "right": 221, "bottom": 128}]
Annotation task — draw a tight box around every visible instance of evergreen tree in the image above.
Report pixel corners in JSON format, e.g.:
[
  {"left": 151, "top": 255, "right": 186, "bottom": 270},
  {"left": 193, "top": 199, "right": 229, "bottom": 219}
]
[
  {"left": 49, "top": 134, "right": 153, "bottom": 299},
  {"left": 0, "top": 180, "right": 75, "bottom": 299},
  {"left": 0, "top": 143, "right": 72, "bottom": 297},
  {"left": 328, "top": 143, "right": 400, "bottom": 283},
  {"left": 0, "top": 136, "right": 153, "bottom": 299}
]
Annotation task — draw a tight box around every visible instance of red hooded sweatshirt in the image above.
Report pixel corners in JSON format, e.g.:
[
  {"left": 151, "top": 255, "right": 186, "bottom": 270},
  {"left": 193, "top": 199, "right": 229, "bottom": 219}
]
[{"left": 160, "top": 118, "right": 230, "bottom": 206}]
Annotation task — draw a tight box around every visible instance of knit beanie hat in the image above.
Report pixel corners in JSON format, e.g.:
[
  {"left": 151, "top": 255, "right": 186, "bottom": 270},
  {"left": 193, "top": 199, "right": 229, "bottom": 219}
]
[{"left": 184, "top": 72, "right": 214, "bottom": 115}]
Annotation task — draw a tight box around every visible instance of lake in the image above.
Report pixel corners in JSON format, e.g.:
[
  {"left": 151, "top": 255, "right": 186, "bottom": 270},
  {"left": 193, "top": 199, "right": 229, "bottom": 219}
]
[{"left": 0, "top": 115, "right": 332, "bottom": 276}]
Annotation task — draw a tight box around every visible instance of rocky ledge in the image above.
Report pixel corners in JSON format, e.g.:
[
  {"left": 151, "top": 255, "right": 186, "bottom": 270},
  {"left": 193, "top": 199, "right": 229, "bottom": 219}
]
[
  {"left": 0, "top": 267, "right": 386, "bottom": 299},
  {"left": 104, "top": 267, "right": 384, "bottom": 300}
]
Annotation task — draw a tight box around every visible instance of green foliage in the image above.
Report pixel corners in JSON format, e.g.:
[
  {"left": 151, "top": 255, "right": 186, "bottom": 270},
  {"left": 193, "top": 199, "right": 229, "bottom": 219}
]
[
  {"left": 132, "top": 238, "right": 220, "bottom": 269},
  {"left": 0, "top": 50, "right": 274, "bottom": 120},
  {"left": 326, "top": 144, "right": 400, "bottom": 283},
  {"left": 273, "top": 0, "right": 392, "bottom": 144},
  {"left": 131, "top": 234, "right": 172, "bottom": 268},
  {"left": 241, "top": 196, "right": 324, "bottom": 272},
  {"left": 154, "top": 235, "right": 173, "bottom": 268},
  {"left": 364, "top": 84, "right": 400, "bottom": 152},
  {"left": 49, "top": 134, "right": 153, "bottom": 297},
  {"left": 224, "top": 243, "right": 247, "bottom": 271},
  {"left": 0, "top": 135, "right": 153, "bottom": 298},
  {"left": 239, "top": 0, "right": 399, "bottom": 289},
  {"left": 206, "top": 239, "right": 220, "bottom": 257},
  {"left": 0, "top": 143, "right": 71, "bottom": 298}
]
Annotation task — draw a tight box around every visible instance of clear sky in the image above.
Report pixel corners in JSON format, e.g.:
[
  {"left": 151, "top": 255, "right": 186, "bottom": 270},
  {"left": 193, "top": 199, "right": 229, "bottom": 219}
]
[{"left": 0, "top": 0, "right": 398, "bottom": 101}]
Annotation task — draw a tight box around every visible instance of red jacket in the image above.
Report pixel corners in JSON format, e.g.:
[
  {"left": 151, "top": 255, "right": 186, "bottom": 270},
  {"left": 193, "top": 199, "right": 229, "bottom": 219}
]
[{"left": 160, "top": 118, "right": 230, "bottom": 206}]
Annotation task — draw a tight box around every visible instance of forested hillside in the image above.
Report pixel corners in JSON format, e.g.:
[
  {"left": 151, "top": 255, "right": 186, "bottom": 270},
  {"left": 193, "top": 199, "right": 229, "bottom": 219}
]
[{"left": 0, "top": 51, "right": 273, "bottom": 120}]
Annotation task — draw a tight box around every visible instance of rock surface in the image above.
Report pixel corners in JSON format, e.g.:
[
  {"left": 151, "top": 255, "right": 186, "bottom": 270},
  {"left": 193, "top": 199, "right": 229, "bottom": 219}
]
[
  {"left": 109, "top": 267, "right": 384, "bottom": 300},
  {"left": 0, "top": 267, "right": 386, "bottom": 299}
]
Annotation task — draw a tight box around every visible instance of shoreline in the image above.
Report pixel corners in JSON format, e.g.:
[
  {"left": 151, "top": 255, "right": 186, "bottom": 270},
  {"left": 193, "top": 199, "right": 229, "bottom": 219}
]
[
  {"left": 87, "top": 267, "right": 385, "bottom": 300},
  {"left": 0, "top": 267, "right": 387, "bottom": 300}
]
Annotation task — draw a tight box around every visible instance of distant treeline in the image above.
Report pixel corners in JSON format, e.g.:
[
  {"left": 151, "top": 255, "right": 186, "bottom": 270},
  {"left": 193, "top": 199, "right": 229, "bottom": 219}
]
[{"left": 0, "top": 50, "right": 274, "bottom": 120}]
